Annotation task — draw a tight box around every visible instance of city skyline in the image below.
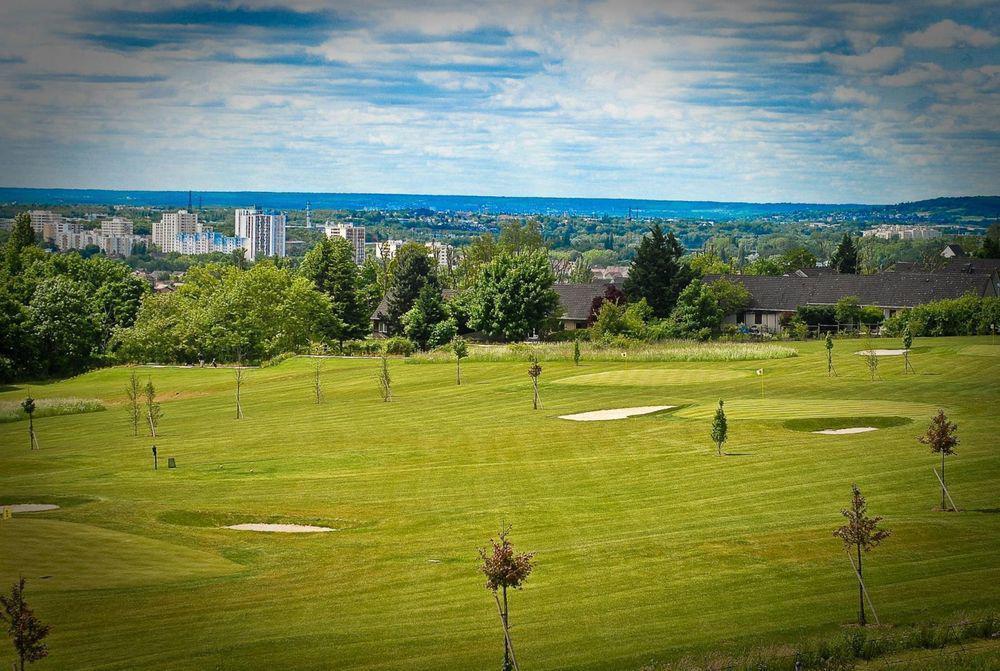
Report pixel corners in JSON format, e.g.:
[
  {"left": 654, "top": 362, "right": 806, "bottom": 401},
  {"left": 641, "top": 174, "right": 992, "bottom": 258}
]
[{"left": 0, "top": 1, "right": 997, "bottom": 203}]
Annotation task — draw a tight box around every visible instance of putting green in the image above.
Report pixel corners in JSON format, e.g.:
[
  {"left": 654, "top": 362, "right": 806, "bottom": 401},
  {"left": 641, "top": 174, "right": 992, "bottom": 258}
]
[
  {"left": 674, "top": 399, "right": 937, "bottom": 421},
  {"left": 0, "top": 518, "right": 241, "bottom": 591},
  {"left": 961, "top": 344, "right": 1000, "bottom": 357},
  {"left": 554, "top": 368, "right": 750, "bottom": 386}
]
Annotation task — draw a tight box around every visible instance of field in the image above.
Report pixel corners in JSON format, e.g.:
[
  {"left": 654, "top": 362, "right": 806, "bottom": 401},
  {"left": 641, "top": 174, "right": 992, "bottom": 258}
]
[{"left": 1, "top": 337, "right": 999, "bottom": 670}]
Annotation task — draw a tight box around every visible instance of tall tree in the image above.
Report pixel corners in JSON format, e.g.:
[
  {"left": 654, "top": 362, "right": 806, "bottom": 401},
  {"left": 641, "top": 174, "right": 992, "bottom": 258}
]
[
  {"left": 623, "top": 224, "right": 689, "bottom": 317},
  {"left": 918, "top": 410, "right": 959, "bottom": 510},
  {"left": 711, "top": 399, "right": 728, "bottom": 456},
  {"left": 498, "top": 220, "right": 544, "bottom": 253},
  {"left": 467, "top": 250, "right": 558, "bottom": 341},
  {"left": 833, "top": 485, "right": 891, "bottom": 626},
  {"left": 5, "top": 213, "right": 36, "bottom": 275},
  {"left": 402, "top": 284, "right": 451, "bottom": 350},
  {"left": 25, "top": 276, "right": 99, "bottom": 376},
  {"left": 0, "top": 577, "right": 50, "bottom": 671},
  {"left": 386, "top": 243, "right": 437, "bottom": 334},
  {"left": 300, "top": 237, "right": 367, "bottom": 341},
  {"left": 830, "top": 233, "right": 859, "bottom": 274},
  {"left": 479, "top": 526, "right": 534, "bottom": 671}
]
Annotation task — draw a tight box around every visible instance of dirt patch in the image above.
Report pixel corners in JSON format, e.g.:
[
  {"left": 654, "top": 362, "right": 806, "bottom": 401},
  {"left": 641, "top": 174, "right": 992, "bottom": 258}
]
[
  {"left": 559, "top": 406, "right": 675, "bottom": 421},
  {"left": 223, "top": 523, "right": 335, "bottom": 533}
]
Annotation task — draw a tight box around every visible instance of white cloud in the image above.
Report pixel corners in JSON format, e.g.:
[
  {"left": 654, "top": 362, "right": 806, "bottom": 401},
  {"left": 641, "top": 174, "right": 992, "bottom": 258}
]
[
  {"left": 904, "top": 20, "right": 998, "bottom": 48},
  {"left": 829, "top": 85, "right": 879, "bottom": 106},
  {"left": 827, "top": 46, "right": 905, "bottom": 73}
]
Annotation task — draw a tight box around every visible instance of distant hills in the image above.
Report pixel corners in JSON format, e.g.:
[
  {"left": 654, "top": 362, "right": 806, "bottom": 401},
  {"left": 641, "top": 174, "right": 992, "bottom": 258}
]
[{"left": 0, "top": 187, "right": 996, "bottom": 222}]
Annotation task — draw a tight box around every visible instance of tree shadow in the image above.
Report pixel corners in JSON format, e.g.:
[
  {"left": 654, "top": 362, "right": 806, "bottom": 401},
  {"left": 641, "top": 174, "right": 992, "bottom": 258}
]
[
  {"left": 724, "top": 452, "right": 753, "bottom": 457},
  {"left": 971, "top": 508, "right": 1000, "bottom": 514}
]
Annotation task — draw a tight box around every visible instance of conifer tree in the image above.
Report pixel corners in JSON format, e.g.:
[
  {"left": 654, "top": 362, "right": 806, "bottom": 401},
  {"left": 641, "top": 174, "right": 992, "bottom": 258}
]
[
  {"left": 711, "top": 399, "right": 728, "bottom": 456},
  {"left": 573, "top": 337, "right": 581, "bottom": 366},
  {"left": 830, "top": 233, "right": 858, "bottom": 274},
  {"left": 623, "top": 224, "right": 690, "bottom": 317}
]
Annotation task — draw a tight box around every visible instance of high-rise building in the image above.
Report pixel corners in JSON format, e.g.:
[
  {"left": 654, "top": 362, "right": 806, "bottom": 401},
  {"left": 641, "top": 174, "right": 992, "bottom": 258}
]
[
  {"left": 29, "top": 210, "right": 79, "bottom": 239},
  {"left": 426, "top": 241, "right": 454, "bottom": 268},
  {"left": 100, "top": 216, "right": 133, "bottom": 237},
  {"left": 173, "top": 231, "right": 246, "bottom": 256},
  {"left": 325, "top": 223, "right": 366, "bottom": 265},
  {"left": 154, "top": 210, "right": 200, "bottom": 251},
  {"left": 235, "top": 208, "right": 286, "bottom": 261},
  {"left": 374, "top": 239, "right": 405, "bottom": 261}
]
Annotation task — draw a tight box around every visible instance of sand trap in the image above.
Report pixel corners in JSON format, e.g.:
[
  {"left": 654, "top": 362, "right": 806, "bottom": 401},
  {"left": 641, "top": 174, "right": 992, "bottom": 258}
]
[
  {"left": 812, "top": 427, "right": 878, "bottom": 435},
  {"left": 559, "top": 406, "right": 675, "bottom": 421},
  {"left": 1, "top": 504, "right": 60, "bottom": 513},
  {"left": 855, "top": 349, "right": 908, "bottom": 356},
  {"left": 223, "top": 523, "right": 334, "bottom": 533}
]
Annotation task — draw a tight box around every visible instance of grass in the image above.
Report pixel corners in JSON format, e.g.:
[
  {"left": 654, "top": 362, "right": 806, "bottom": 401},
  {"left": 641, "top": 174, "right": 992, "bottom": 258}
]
[
  {"left": 0, "top": 397, "right": 105, "bottom": 423},
  {"left": 0, "top": 336, "right": 998, "bottom": 670},
  {"left": 408, "top": 340, "right": 799, "bottom": 363}
]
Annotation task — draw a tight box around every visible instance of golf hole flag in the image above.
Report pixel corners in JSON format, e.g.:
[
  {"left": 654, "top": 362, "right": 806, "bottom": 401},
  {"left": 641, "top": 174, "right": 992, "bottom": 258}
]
[
  {"left": 756, "top": 369, "right": 763, "bottom": 375},
  {"left": 756, "top": 368, "right": 764, "bottom": 398}
]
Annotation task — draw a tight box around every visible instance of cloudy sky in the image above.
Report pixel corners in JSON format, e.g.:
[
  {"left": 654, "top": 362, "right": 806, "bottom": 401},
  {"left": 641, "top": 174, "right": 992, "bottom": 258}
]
[{"left": 0, "top": 1, "right": 997, "bottom": 203}]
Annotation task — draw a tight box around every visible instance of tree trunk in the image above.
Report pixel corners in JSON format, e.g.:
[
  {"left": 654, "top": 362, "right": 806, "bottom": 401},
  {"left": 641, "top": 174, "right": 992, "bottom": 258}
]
[
  {"left": 502, "top": 585, "right": 510, "bottom": 671},
  {"left": 457, "top": 360, "right": 461, "bottom": 386},
  {"left": 147, "top": 411, "right": 156, "bottom": 438},
  {"left": 857, "top": 545, "right": 865, "bottom": 626},
  {"left": 27, "top": 415, "right": 33, "bottom": 450},
  {"left": 941, "top": 452, "right": 947, "bottom": 510},
  {"left": 532, "top": 379, "right": 539, "bottom": 410}
]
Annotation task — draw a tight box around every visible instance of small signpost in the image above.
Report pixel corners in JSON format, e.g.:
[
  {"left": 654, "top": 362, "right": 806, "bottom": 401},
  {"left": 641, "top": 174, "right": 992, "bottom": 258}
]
[{"left": 151, "top": 445, "right": 158, "bottom": 471}]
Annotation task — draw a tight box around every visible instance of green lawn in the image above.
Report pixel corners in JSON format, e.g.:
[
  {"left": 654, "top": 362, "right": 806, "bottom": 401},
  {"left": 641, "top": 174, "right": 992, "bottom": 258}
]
[{"left": 1, "top": 337, "right": 998, "bottom": 670}]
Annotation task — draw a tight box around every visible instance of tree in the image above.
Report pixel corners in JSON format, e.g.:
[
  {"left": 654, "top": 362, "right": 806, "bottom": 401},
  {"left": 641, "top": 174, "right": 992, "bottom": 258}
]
[
  {"left": 497, "top": 220, "right": 544, "bottom": 253},
  {"left": 479, "top": 526, "right": 534, "bottom": 671},
  {"left": 310, "top": 341, "right": 326, "bottom": 404},
  {"left": 902, "top": 329, "right": 914, "bottom": 373},
  {"left": 144, "top": 379, "right": 161, "bottom": 437},
  {"left": 126, "top": 367, "right": 141, "bottom": 436},
  {"left": 377, "top": 351, "right": 392, "bottom": 402},
  {"left": 452, "top": 336, "right": 468, "bottom": 385},
  {"left": 573, "top": 337, "right": 581, "bottom": 366},
  {"left": 666, "top": 279, "right": 723, "bottom": 339},
  {"left": 528, "top": 356, "right": 542, "bottom": 410},
  {"left": 825, "top": 332, "right": 837, "bottom": 376},
  {"left": 25, "top": 276, "right": 100, "bottom": 376},
  {"left": 0, "top": 577, "right": 50, "bottom": 671},
  {"left": 234, "top": 365, "right": 245, "bottom": 419},
  {"left": 780, "top": 247, "right": 818, "bottom": 272},
  {"left": 402, "top": 284, "right": 454, "bottom": 350},
  {"left": 711, "top": 399, "right": 727, "bottom": 456},
  {"left": 918, "top": 410, "right": 959, "bottom": 511},
  {"left": 831, "top": 233, "right": 859, "bottom": 274},
  {"left": 467, "top": 250, "right": 559, "bottom": 341},
  {"left": 300, "top": 237, "right": 367, "bottom": 341},
  {"left": 5, "top": 212, "right": 35, "bottom": 275},
  {"left": 863, "top": 338, "right": 879, "bottom": 382},
  {"left": 705, "top": 278, "right": 750, "bottom": 318},
  {"left": 21, "top": 397, "right": 39, "bottom": 451},
  {"left": 623, "top": 224, "right": 690, "bottom": 318},
  {"left": 386, "top": 243, "right": 437, "bottom": 334},
  {"left": 834, "top": 485, "right": 890, "bottom": 626},
  {"left": 568, "top": 260, "right": 593, "bottom": 284},
  {"left": 588, "top": 284, "right": 626, "bottom": 324},
  {"left": 834, "top": 296, "right": 862, "bottom": 330}
]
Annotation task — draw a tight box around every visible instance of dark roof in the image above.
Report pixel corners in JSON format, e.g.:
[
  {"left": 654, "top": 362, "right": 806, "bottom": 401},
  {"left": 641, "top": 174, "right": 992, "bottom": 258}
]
[
  {"left": 553, "top": 283, "right": 612, "bottom": 321},
  {"left": 371, "top": 288, "right": 458, "bottom": 321},
  {"left": 942, "top": 244, "right": 966, "bottom": 257},
  {"left": 789, "top": 266, "right": 837, "bottom": 277},
  {"left": 889, "top": 257, "right": 1000, "bottom": 274},
  {"left": 705, "top": 272, "right": 993, "bottom": 311}
]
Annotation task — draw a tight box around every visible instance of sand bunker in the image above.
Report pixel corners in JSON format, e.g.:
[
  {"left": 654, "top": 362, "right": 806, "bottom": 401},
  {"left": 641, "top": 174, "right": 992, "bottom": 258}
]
[
  {"left": 812, "top": 427, "right": 878, "bottom": 435},
  {"left": 223, "top": 523, "right": 334, "bottom": 533},
  {"left": 559, "top": 406, "right": 675, "bottom": 421},
  {"left": 1, "top": 504, "right": 60, "bottom": 513},
  {"left": 855, "top": 349, "right": 908, "bottom": 356}
]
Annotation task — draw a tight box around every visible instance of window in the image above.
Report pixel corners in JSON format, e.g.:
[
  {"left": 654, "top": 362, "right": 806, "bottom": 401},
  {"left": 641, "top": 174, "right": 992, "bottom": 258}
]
[
  {"left": 754, "top": 312, "right": 763, "bottom": 325},
  {"left": 737, "top": 311, "right": 746, "bottom": 324}
]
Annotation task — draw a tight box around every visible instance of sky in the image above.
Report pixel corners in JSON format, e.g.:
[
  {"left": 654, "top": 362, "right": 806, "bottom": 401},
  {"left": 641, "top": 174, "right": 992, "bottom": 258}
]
[{"left": 0, "top": 1, "right": 997, "bottom": 203}]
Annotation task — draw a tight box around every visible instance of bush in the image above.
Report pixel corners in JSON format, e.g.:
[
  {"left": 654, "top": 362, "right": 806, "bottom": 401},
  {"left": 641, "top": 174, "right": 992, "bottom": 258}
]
[
  {"left": 882, "top": 295, "right": 1000, "bottom": 337},
  {"left": 382, "top": 336, "right": 416, "bottom": 356},
  {"left": 796, "top": 304, "right": 836, "bottom": 327}
]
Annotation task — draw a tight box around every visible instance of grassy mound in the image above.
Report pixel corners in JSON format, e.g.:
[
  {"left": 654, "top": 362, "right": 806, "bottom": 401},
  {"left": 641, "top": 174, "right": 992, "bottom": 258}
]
[
  {"left": 784, "top": 416, "right": 912, "bottom": 433},
  {"left": 554, "top": 368, "right": 750, "bottom": 386},
  {"left": 0, "top": 397, "right": 105, "bottom": 423}
]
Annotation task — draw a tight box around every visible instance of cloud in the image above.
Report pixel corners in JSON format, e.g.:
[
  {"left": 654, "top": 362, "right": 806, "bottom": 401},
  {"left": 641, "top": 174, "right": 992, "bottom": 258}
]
[
  {"left": 827, "top": 46, "right": 904, "bottom": 72},
  {"left": 879, "top": 62, "right": 945, "bottom": 87},
  {"left": 829, "top": 85, "right": 879, "bottom": 106},
  {"left": 904, "top": 20, "right": 998, "bottom": 49}
]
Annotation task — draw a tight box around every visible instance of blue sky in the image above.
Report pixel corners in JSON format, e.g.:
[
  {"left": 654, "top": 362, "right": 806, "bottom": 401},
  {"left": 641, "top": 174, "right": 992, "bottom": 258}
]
[{"left": 0, "top": 1, "right": 997, "bottom": 203}]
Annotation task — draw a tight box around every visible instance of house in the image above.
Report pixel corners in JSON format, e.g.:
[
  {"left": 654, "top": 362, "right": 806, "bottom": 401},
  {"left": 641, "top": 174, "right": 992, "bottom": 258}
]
[
  {"left": 704, "top": 272, "right": 998, "bottom": 333},
  {"left": 941, "top": 244, "right": 966, "bottom": 258},
  {"left": 369, "top": 282, "right": 612, "bottom": 337},
  {"left": 890, "top": 256, "right": 1000, "bottom": 275}
]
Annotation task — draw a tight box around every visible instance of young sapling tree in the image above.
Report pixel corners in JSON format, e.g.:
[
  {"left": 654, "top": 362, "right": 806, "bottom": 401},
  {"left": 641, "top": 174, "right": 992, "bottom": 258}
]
[
  {"left": 863, "top": 338, "right": 879, "bottom": 381},
  {"left": 573, "top": 337, "right": 581, "bottom": 366},
  {"left": 527, "top": 356, "right": 542, "bottom": 410},
  {"left": 377, "top": 351, "right": 392, "bottom": 402},
  {"left": 143, "top": 380, "right": 161, "bottom": 438},
  {"left": 311, "top": 341, "right": 326, "bottom": 404},
  {"left": 21, "top": 398, "right": 39, "bottom": 451},
  {"left": 711, "top": 399, "right": 728, "bottom": 456},
  {"left": 918, "top": 410, "right": 959, "bottom": 511},
  {"left": 126, "top": 367, "right": 141, "bottom": 436},
  {"left": 833, "top": 484, "right": 891, "bottom": 626},
  {"left": 479, "top": 525, "right": 534, "bottom": 671},
  {"left": 0, "top": 577, "right": 51, "bottom": 671},
  {"left": 902, "top": 329, "right": 914, "bottom": 373},
  {"left": 825, "top": 332, "right": 836, "bottom": 377},
  {"left": 453, "top": 336, "right": 468, "bottom": 386}
]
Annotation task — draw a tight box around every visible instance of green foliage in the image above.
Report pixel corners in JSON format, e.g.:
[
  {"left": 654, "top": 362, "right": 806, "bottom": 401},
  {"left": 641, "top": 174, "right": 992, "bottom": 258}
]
[
  {"left": 0, "top": 577, "right": 50, "bottom": 668},
  {"left": 0, "top": 398, "right": 105, "bottom": 424},
  {"left": 590, "top": 300, "right": 649, "bottom": 340},
  {"left": 467, "top": 249, "right": 559, "bottom": 341},
  {"left": 623, "top": 224, "right": 692, "bottom": 318},
  {"left": 26, "top": 276, "right": 101, "bottom": 375},
  {"left": 112, "top": 262, "right": 333, "bottom": 364},
  {"left": 743, "top": 256, "right": 786, "bottom": 276},
  {"left": 386, "top": 243, "right": 438, "bottom": 334},
  {"left": 402, "top": 284, "right": 455, "bottom": 350},
  {"left": 797, "top": 304, "right": 836, "bottom": 326},
  {"left": 687, "top": 252, "right": 731, "bottom": 277},
  {"left": 665, "top": 279, "right": 723, "bottom": 340},
  {"left": 882, "top": 295, "right": 1000, "bottom": 337},
  {"left": 573, "top": 337, "right": 581, "bottom": 365},
  {"left": 711, "top": 399, "right": 728, "bottom": 456},
  {"left": 706, "top": 278, "right": 751, "bottom": 317},
  {"left": 830, "top": 233, "right": 859, "bottom": 274},
  {"left": 834, "top": 296, "right": 862, "bottom": 327},
  {"left": 5, "top": 212, "right": 36, "bottom": 274},
  {"left": 299, "top": 237, "right": 367, "bottom": 340}
]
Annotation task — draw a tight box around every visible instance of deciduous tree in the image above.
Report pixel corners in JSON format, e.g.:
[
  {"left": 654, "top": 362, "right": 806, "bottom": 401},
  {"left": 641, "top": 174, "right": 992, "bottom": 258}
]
[
  {"left": 0, "top": 577, "right": 50, "bottom": 671},
  {"left": 467, "top": 250, "right": 558, "bottom": 341},
  {"left": 479, "top": 526, "right": 534, "bottom": 671},
  {"left": 918, "top": 410, "right": 959, "bottom": 510},
  {"left": 711, "top": 399, "right": 727, "bottom": 456},
  {"left": 144, "top": 379, "right": 161, "bottom": 437},
  {"left": 126, "top": 367, "right": 141, "bottom": 436},
  {"left": 834, "top": 484, "right": 891, "bottom": 626},
  {"left": 21, "top": 397, "right": 38, "bottom": 451},
  {"left": 452, "top": 336, "right": 468, "bottom": 385},
  {"left": 528, "top": 356, "right": 542, "bottom": 410}
]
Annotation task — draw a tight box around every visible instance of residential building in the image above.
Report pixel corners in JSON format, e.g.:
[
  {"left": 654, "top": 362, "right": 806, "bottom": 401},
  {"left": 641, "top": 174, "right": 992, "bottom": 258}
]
[
  {"left": 173, "top": 231, "right": 247, "bottom": 256},
  {"left": 374, "top": 239, "right": 405, "bottom": 261},
  {"left": 941, "top": 244, "right": 966, "bottom": 258},
  {"left": 153, "top": 210, "right": 200, "bottom": 251},
  {"left": 325, "top": 222, "right": 365, "bottom": 264},
  {"left": 100, "top": 216, "right": 133, "bottom": 237},
  {"left": 236, "top": 207, "right": 286, "bottom": 260},
  {"left": 52, "top": 229, "right": 146, "bottom": 256},
  {"left": 29, "top": 210, "right": 79, "bottom": 239},
  {"left": 861, "top": 225, "right": 941, "bottom": 240},
  {"left": 704, "top": 271, "right": 999, "bottom": 333},
  {"left": 426, "top": 240, "right": 454, "bottom": 268}
]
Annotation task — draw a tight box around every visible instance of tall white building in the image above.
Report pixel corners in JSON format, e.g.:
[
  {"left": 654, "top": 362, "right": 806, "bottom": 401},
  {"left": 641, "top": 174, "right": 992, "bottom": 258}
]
[
  {"left": 173, "top": 231, "right": 246, "bottom": 256},
  {"left": 236, "top": 208, "right": 286, "bottom": 260},
  {"left": 374, "top": 239, "right": 405, "bottom": 261},
  {"left": 426, "top": 241, "right": 454, "bottom": 268},
  {"left": 325, "top": 222, "right": 366, "bottom": 265},
  {"left": 154, "top": 210, "right": 200, "bottom": 251},
  {"left": 100, "top": 216, "right": 133, "bottom": 237},
  {"left": 29, "top": 210, "right": 79, "bottom": 239}
]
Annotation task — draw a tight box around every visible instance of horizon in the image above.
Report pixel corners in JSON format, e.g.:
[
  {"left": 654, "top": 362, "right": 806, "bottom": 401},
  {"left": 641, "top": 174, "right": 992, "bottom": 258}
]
[{"left": 0, "top": 1, "right": 998, "bottom": 202}]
